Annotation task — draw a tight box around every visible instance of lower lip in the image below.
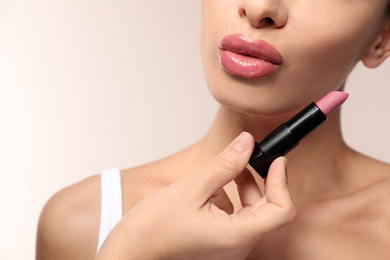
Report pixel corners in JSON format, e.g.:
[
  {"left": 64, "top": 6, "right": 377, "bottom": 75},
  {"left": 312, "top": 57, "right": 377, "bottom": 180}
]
[{"left": 218, "top": 49, "right": 280, "bottom": 79}]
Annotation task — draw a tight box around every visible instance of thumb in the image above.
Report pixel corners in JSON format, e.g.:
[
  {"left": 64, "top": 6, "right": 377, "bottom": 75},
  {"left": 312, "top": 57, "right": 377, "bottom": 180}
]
[{"left": 186, "top": 132, "right": 254, "bottom": 201}]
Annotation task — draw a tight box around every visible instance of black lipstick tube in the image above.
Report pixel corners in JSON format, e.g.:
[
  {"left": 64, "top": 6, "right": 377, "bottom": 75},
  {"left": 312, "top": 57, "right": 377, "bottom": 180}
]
[{"left": 249, "top": 103, "right": 327, "bottom": 178}]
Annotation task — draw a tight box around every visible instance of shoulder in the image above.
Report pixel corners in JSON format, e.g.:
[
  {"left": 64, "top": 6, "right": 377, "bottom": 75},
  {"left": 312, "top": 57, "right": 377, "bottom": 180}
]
[
  {"left": 120, "top": 146, "right": 204, "bottom": 212},
  {"left": 364, "top": 173, "right": 390, "bottom": 215},
  {"left": 348, "top": 153, "right": 390, "bottom": 213},
  {"left": 342, "top": 155, "right": 390, "bottom": 238},
  {"left": 36, "top": 160, "right": 179, "bottom": 260},
  {"left": 36, "top": 175, "right": 102, "bottom": 260},
  {"left": 345, "top": 151, "right": 390, "bottom": 193},
  {"left": 353, "top": 176, "right": 390, "bottom": 250},
  {"left": 120, "top": 159, "right": 182, "bottom": 212},
  {"left": 36, "top": 147, "right": 201, "bottom": 259}
]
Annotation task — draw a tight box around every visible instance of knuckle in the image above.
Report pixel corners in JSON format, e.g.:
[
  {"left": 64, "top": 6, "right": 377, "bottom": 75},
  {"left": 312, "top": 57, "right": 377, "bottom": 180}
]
[
  {"left": 283, "top": 204, "right": 298, "bottom": 223},
  {"left": 213, "top": 152, "right": 239, "bottom": 173}
]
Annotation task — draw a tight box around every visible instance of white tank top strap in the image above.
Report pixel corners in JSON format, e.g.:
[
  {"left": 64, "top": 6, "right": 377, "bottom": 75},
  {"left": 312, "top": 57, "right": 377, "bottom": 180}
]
[{"left": 97, "top": 168, "right": 123, "bottom": 253}]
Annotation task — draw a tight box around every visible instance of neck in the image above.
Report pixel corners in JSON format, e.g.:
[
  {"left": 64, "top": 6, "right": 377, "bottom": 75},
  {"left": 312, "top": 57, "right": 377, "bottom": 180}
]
[{"left": 199, "top": 104, "right": 352, "bottom": 204}]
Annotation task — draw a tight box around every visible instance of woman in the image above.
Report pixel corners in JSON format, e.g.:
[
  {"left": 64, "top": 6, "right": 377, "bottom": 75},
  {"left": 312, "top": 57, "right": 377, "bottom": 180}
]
[{"left": 37, "top": 0, "right": 390, "bottom": 259}]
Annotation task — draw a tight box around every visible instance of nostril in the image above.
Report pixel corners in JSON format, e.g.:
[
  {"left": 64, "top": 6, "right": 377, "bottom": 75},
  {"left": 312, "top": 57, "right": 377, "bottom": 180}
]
[
  {"left": 264, "top": 17, "right": 274, "bottom": 24},
  {"left": 257, "top": 17, "right": 276, "bottom": 28},
  {"left": 238, "top": 4, "right": 285, "bottom": 29},
  {"left": 239, "top": 8, "right": 247, "bottom": 17}
]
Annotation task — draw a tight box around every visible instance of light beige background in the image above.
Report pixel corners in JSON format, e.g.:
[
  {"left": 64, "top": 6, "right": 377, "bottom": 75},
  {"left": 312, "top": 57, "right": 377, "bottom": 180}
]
[{"left": 0, "top": 1, "right": 389, "bottom": 259}]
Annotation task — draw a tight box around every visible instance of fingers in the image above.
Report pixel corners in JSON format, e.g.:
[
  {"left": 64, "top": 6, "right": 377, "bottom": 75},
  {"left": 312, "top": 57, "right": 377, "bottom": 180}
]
[
  {"left": 185, "top": 132, "right": 255, "bottom": 202},
  {"left": 260, "top": 156, "right": 296, "bottom": 225},
  {"left": 234, "top": 157, "right": 296, "bottom": 240},
  {"left": 263, "top": 157, "right": 292, "bottom": 209},
  {"left": 209, "top": 188, "right": 234, "bottom": 214},
  {"left": 234, "top": 167, "right": 262, "bottom": 209}
]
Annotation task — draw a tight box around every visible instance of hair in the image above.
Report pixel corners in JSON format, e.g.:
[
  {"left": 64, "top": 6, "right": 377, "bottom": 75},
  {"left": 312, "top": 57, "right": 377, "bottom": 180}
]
[
  {"left": 388, "top": 1, "right": 390, "bottom": 16},
  {"left": 387, "top": 1, "right": 390, "bottom": 18},
  {"left": 383, "top": 1, "right": 390, "bottom": 25}
]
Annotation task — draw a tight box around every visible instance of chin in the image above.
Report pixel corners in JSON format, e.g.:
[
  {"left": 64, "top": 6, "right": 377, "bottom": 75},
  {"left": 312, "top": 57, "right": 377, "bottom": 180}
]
[
  {"left": 210, "top": 88, "right": 297, "bottom": 118},
  {"left": 207, "top": 80, "right": 296, "bottom": 118}
]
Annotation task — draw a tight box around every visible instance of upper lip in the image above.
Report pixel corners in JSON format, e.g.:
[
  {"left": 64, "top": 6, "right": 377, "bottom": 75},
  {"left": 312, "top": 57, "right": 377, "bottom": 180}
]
[{"left": 219, "top": 34, "right": 282, "bottom": 64}]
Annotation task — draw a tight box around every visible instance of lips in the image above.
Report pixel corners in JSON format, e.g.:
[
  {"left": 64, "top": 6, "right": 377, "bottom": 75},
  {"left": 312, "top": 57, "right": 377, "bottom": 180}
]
[{"left": 218, "top": 34, "right": 282, "bottom": 79}]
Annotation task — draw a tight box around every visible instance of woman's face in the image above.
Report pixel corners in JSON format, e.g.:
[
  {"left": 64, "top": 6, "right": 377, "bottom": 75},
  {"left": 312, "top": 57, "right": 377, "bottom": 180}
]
[{"left": 200, "top": 0, "right": 389, "bottom": 116}]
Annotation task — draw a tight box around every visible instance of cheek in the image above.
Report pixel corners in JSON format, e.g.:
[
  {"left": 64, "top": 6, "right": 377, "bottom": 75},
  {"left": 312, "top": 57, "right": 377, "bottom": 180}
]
[
  {"left": 200, "top": 1, "right": 236, "bottom": 60},
  {"left": 283, "top": 7, "right": 383, "bottom": 94},
  {"left": 200, "top": 2, "right": 233, "bottom": 96}
]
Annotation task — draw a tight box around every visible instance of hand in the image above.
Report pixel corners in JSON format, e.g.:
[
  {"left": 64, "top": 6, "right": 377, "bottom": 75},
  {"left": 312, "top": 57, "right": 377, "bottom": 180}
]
[{"left": 95, "top": 132, "right": 297, "bottom": 260}]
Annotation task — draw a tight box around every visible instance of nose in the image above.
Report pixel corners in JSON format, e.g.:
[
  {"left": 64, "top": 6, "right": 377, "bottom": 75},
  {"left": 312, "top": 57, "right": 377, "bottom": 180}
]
[{"left": 238, "top": 0, "right": 288, "bottom": 29}]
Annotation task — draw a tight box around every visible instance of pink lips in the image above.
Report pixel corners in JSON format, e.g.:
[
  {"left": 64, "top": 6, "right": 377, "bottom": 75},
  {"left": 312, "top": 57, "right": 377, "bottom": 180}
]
[{"left": 219, "top": 34, "right": 282, "bottom": 79}]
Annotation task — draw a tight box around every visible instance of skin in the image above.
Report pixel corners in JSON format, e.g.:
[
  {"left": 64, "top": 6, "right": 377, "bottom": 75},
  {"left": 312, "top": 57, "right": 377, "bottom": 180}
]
[
  {"left": 37, "top": 0, "right": 390, "bottom": 259},
  {"left": 96, "top": 136, "right": 297, "bottom": 259}
]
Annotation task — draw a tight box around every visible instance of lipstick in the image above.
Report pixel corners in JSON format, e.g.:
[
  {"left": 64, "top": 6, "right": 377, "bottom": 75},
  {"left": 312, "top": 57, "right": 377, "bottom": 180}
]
[{"left": 249, "top": 91, "right": 349, "bottom": 178}]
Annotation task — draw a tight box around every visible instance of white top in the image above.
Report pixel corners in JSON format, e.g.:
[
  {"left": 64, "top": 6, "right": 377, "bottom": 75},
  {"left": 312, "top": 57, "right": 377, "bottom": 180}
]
[{"left": 96, "top": 168, "right": 123, "bottom": 252}]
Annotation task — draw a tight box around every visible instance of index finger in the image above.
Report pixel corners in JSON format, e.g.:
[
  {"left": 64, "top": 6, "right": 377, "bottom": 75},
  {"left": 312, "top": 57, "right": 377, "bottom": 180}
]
[{"left": 183, "top": 132, "right": 254, "bottom": 203}]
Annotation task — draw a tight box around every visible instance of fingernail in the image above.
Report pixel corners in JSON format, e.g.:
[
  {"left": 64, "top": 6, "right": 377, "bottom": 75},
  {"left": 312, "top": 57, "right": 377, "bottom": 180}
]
[{"left": 231, "top": 132, "right": 253, "bottom": 153}]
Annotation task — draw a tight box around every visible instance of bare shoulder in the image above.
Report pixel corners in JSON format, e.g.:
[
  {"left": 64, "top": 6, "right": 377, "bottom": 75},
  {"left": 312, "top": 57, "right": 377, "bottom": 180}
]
[
  {"left": 36, "top": 145, "right": 202, "bottom": 259},
  {"left": 357, "top": 155, "right": 390, "bottom": 195},
  {"left": 342, "top": 154, "right": 390, "bottom": 240},
  {"left": 346, "top": 150, "right": 390, "bottom": 190},
  {"left": 346, "top": 161, "right": 390, "bottom": 257},
  {"left": 120, "top": 157, "right": 186, "bottom": 213},
  {"left": 36, "top": 175, "right": 101, "bottom": 260},
  {"left": 363, "top": 162, "right": 390, "bottom": 213},
  {"left": 36, "top": 159, "right": 182, "bottom": 260},
  {"left": 347, "top": 152, "right": 390, "bottom": 213}
]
